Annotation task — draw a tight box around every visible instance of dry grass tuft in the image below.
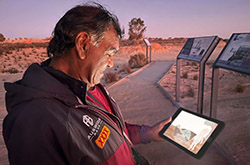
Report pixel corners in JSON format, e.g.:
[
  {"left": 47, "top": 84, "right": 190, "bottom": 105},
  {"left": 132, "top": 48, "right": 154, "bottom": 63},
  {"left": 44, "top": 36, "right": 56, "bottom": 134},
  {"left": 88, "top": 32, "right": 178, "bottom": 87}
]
[
  {"left": 2, "top": 67, "right": 19, "bottom": 74},
  {"left": 191, "top": 62, "right": 197, "bottom": 66},
  {"left": 182, "top": 72, "right": 188, "bottom": 79},
  {"left": 121, "top": 64, "right": 132, "bottom": 73},
  {"left": 187, "top": 87, "right": 195, "bottom": 97},
  {"left": 193, "top": 74, "right": 198, "bottom": 80},
  {"left": 235, "top": 84, "right": 245, "bottom": 93},
  {"left": 104, "top": 72, "right": 119, "bottom": 83}
]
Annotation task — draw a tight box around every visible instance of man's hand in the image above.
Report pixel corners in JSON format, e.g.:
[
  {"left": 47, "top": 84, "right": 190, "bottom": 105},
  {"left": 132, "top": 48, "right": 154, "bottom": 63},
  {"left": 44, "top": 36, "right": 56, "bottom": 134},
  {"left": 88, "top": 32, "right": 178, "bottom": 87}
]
[{"left": 149, "top": 117, "right": 172, "bottom": 142}]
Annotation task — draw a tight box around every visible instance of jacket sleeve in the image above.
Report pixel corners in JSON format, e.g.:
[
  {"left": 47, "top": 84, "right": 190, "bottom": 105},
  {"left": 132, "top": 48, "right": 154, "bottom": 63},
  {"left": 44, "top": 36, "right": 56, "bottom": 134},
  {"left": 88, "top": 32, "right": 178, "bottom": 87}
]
[
  {"left": 3, "top": 101, "right": 72, "bottom": 165},
  {"left": 125, "top": 123, "right": 151, "bottom": 145}
]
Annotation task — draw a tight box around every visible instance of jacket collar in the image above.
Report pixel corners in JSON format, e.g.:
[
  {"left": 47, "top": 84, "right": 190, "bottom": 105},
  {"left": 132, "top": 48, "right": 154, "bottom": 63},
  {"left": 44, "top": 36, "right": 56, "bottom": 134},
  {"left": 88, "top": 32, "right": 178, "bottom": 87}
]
[{"left": 44, "top": 65, "right": 87, "bottom": 105}]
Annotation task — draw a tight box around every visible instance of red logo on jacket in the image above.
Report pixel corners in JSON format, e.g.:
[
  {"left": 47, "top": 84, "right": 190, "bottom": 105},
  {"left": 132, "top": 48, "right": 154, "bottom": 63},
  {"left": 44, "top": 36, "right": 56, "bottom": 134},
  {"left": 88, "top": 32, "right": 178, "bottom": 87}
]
[{"left": 95, "top": 126, "right": 110, "bottom": 149}]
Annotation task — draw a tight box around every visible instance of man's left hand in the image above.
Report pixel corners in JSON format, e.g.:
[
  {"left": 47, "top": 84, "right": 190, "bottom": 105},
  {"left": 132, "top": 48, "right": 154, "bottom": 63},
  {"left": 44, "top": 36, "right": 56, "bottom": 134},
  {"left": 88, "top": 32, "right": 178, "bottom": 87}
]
[{"left": 149, "top": 117, "right": 172, "bottom": 142}]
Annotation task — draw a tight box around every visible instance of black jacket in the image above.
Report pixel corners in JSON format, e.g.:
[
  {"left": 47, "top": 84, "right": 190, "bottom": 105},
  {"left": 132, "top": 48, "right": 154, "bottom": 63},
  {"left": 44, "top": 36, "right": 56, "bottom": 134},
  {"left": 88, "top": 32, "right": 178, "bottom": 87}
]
[{"left": 3, "top": 63, "right": 150, "bottom": 164}]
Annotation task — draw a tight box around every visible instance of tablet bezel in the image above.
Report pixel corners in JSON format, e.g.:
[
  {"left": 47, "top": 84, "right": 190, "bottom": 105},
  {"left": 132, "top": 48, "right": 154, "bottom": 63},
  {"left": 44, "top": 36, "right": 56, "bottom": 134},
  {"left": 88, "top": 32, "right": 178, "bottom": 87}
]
[{"left": 159, "top": 107, "right": 225, "bottom": 159}]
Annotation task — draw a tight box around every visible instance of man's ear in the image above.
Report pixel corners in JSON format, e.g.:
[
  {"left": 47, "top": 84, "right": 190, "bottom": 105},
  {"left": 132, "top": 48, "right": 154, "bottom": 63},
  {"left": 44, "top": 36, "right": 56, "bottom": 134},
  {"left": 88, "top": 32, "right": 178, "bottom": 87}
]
[{"left": 75, "top": 32, "right": 90, "bottom": 60}]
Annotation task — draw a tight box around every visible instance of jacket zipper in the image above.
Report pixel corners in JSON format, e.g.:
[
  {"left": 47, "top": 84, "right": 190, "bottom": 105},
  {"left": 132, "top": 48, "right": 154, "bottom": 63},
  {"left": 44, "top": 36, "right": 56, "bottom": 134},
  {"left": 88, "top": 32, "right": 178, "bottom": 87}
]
[{"left": 85, "top": 100, "right": 133, "bottom": 152}]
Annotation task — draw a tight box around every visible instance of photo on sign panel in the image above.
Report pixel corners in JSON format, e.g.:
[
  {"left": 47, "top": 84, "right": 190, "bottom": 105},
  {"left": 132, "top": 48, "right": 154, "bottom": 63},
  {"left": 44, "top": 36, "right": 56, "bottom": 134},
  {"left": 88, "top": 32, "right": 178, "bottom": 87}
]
[
  {"left": 218, "top": 33, "right": 250, "bottom": 70},
  {"left": 178, "top": 36, "right": 216, "bottom": 61}
]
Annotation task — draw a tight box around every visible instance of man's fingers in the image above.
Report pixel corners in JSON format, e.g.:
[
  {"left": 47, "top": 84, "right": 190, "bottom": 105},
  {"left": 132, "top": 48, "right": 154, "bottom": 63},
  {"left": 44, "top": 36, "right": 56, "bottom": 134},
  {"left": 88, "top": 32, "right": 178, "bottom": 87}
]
[{"left": 161, "top": 117, "right": 172, "bottom": 126}]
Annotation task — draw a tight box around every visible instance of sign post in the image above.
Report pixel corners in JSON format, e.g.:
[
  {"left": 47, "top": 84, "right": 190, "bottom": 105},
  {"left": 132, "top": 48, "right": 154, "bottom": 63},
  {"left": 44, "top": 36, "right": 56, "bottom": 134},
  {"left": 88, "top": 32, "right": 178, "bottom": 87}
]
[{"left": 143, "top": 39, "right": 152, "bottom": 62}]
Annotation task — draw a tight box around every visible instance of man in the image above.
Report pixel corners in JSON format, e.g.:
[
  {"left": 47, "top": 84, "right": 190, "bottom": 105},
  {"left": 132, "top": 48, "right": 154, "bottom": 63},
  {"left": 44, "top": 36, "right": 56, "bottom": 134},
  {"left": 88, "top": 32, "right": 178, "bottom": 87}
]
[{"left": 3, "top": 3, "right": 171, "bottom": 164}]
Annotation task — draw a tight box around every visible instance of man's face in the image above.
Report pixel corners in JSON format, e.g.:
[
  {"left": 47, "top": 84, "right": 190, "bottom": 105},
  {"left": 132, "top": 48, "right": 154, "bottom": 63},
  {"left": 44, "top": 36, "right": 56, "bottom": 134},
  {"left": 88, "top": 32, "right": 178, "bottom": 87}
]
[{"left": 84, "top": 28, "right": 119, "bottom": 87}]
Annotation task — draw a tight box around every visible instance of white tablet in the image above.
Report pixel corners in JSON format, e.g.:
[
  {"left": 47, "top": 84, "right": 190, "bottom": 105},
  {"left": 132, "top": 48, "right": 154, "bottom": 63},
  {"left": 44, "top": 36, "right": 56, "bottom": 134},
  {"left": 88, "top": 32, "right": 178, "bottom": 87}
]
[{"left": 159, "top": 108, "right": 225, "bottom": 159}]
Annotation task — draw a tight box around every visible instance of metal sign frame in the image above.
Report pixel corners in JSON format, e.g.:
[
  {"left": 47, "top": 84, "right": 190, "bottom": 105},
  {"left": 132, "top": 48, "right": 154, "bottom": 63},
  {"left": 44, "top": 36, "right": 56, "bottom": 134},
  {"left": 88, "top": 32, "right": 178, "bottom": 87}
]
[
  {"left": 176, "top": 36, "right": 220, "bottom": 114},
  {"left": 143, "top": 39, "right": 152, "bottom": 62},
  {"left": 210, "top": 33, "right": 250, "bottom": 118}
]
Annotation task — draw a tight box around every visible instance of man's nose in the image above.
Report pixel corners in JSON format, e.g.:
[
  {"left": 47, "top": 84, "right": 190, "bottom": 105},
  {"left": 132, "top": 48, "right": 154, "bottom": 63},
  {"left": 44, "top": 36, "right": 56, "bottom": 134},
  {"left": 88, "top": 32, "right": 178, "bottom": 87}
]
[{"left": 107, "top": 56, "right": 114, "bottom": 68}]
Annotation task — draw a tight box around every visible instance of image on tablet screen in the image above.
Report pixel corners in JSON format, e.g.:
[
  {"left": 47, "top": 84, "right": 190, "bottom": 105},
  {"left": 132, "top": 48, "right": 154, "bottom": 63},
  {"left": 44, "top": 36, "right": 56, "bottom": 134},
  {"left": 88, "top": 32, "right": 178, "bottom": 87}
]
[{"left": 163, "top": 111, "right": 218, "bottom": 154}]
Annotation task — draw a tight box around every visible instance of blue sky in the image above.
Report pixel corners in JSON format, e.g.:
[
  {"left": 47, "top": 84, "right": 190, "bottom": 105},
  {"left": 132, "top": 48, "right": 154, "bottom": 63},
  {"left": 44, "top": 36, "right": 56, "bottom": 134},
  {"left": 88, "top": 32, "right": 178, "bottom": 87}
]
[{"left": 0, "top": 0, "right": 249, "bottom": 39}]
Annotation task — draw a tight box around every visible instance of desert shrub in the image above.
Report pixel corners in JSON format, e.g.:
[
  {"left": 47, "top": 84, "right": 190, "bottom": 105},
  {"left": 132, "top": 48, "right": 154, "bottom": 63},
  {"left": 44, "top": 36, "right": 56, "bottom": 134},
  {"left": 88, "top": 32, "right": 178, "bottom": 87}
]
[
  {"left": 0, "top": 33, "right": 5, "bottom": 42},
  {"left": 32, "top": 49, "right": 37, "bottom": 53},
  {"left": 191, "top": 62, "right": 197, "bottom": 66},
  {"left": 193, "top": 74, "right": 198, "bottom": 80},
  {"left": 128, "top": 53, "right": 148, "bottom": 68},
  {"left": 182, "top": 72, "right": 188, "bottom": 79},
  {"left": 104, "top": 72, "right": 119, "bottom": 83},
  {"left": 187, "top": 87, "right": 195, "bottom": 97},
  {"left": 6, "top": 50, "right": 12, "bottom": 54},
  {"left": 235, "top": 84, "right": 245, "bottom": 93},
  {"left": 121, "top": 64, "right": 132, "bottom": 73},
  {"left": 0, "top": 43, "right": 48, "bottom": 55},
  {"left": 206, "top": 62, "right": 213, "bottom": 68},
  {"left": 0, "top": 48, "right": 3, "bottom": 56},
  {"left": 2, "top": 67, "right": 19, "bottom": 74},
  {"left": 120, "top": 39, "right": 133, "bottom": 46}
]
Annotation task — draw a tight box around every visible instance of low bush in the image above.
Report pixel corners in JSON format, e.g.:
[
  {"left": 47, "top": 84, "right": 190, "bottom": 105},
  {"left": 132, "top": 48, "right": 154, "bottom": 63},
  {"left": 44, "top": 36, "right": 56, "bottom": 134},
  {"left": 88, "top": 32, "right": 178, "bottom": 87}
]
[
  {"left": 0, "top": 42, "right": 48, "bottom": 55},
  {"left": 235, "top": 84, "right": 245, "bottom": 93},
  {"left": 192, "top": 62, "right": 197, "bottom": 66},
  {"left": 6, "top": 50, "right": 12, "bottom": 54},
  {"left": 104, "top": 72, "right": 119, "bottom": 83},
  {"left": 187, "top": 87, "right": 195, "bottom": 97},
  {"left": 121, "top": 64, "right": 132, "bottom": 73},
  {"left": 182, "top": 72, "right": 188, "bottom": 79},
  {"left": 128, "top": 53, "right": 148, "bottom": 68},
  {"left": 2, "top": 67, "right": 19, "bottom": 74},
  {"left": 193, "top": 74, "right": 198, "bottom": 80}
]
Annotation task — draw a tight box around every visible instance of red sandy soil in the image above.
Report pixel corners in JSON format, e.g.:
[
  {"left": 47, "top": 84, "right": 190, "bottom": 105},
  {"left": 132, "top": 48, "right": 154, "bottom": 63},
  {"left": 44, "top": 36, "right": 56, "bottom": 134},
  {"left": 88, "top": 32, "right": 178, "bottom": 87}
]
[{"left": 159, "top": 62, "right": 250, "bottom": 119}]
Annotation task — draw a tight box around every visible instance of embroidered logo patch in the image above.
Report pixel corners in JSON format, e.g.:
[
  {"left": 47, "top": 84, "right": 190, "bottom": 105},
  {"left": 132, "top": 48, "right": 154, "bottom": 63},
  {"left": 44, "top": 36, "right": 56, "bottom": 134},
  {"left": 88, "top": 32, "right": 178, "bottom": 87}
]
[
  {"left": 95, "top": 125, "right": 110, "bottom": 149},
  {"left": 82, "top": 115, "right": 94, "bottom": 127}
]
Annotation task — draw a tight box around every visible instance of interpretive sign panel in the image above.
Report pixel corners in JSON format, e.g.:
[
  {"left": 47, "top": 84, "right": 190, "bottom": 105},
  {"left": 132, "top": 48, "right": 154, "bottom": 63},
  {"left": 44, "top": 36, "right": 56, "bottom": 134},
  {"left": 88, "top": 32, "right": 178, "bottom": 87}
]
[
  {"left": 143, "top": 39, "right": 151, "bottom": 46},
  {"left": 178, "top": 36, "right": 218, "bottom": 62},
  {"left": 176, "top": 36, "right": 220, "bottom": 114},
  {"left": 215, "top": 33, "right": 250, "bottom": 75}
]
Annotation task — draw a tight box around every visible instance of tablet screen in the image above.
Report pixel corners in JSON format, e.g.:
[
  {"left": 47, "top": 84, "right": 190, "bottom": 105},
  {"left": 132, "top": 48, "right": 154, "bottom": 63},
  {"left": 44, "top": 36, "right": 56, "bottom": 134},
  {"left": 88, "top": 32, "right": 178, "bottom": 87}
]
[{"left": 162, "top": 110, "right": 218, "bottom": 154}]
